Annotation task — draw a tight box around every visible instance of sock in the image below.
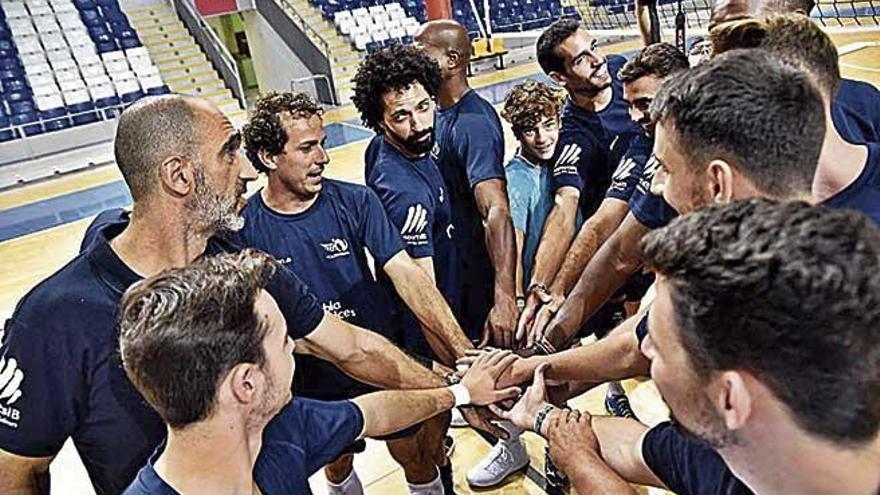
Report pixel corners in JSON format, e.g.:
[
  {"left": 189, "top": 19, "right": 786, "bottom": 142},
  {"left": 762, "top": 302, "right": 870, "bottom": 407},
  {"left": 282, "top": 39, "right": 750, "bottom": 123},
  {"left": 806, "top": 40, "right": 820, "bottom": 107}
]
[
  {"left": 439, "top": 462, "right": 455, "bottom": 495},
  {"left": 326, "top": 470, "right": 364, "bottom": 495},
  {"left": 500, "top": 420, "right": 524, "bottom": 444},
  {"left": 606, "top": 381, "right": 625, "bottom": 397},
  {"left": 408, "top": 468, "right": 444, "bottom": 495}
]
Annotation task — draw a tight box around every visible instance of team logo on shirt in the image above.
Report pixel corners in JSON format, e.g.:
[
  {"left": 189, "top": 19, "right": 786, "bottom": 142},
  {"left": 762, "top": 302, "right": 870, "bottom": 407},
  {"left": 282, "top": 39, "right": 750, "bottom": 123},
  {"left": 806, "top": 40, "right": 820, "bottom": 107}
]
[
  {"left": 0, "top": 351, "right": 24, "bottom": 429},
  {"left": 400, "top": 204, "right": 429, "bottom": 246},
  {"left": 637, "top": 155, "right": 661, "bottom": 194},
  {"left": 438, "top": 187, "right": 445, "bottom": 203},
  {"left": 610, "top": 157, "right": 639, "bottom": 192},
  {"left": 320, "top": 238, "right": 351, "bottom": 260},
  {"left": 553, "top": 143, "right": 581, "bottom": 177},
  {"left": 322, "top": 300, "right": 357, "bottom": 320}
]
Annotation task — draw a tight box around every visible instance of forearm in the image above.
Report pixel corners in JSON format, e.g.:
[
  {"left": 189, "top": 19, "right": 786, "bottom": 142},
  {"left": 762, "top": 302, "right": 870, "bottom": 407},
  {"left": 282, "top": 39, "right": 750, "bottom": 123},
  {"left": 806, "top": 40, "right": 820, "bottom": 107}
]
[
  {"left": 550, "top": 203, "right": 627, "bottom": 296},
  {"left": 353, "top": 387, "right": 454, "bottom": 438},
  {"left": 567, "top": 451, "right": 639, "bottom": 495},
  {"left": 635, "top": 0, "right": 653, "bottom": 46},
  {"left": 302, "top": 323, "right": 446, "bottom": 390},
  {"left": 0, "top": 452, "right": 51, "bottom": 495},
  {"left": 485, "top": 204, "right": 517, "bottom": 299},
  {"left": 514, "top": 230, "right": 525, "bottom": 297},
  {"left": 394, "top": 276, "right": 474, "bottom": 363},
  {"left": 591, "top": 416, "right": 665, "bottom": 488},
  {"left": 546, "top": 220, "right": 647, "bottom": 347},
  {"left": 529, "top": 204, "right": 577, "bottom": 289}
]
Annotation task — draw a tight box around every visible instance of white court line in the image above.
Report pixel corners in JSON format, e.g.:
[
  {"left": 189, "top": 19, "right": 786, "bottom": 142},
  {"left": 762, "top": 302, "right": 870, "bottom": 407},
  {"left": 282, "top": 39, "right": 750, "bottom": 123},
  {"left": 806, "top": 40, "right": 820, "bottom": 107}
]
[
  {"left": 837, "top": 40, "right": 880, "bottom": 56},
  {"left": 841, "top": 62, "right": 880, "bottom": 72}
]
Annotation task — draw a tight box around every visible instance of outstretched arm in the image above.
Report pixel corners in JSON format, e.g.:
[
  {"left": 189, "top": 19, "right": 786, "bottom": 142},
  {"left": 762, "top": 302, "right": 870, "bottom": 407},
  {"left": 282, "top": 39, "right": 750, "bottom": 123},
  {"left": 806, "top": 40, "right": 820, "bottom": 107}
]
[
  {"left": 0, "top": 451, "right": 51, "bottom": 495},
  {"left": 384, "top": 251, "right": 474, "bottom": 365}
]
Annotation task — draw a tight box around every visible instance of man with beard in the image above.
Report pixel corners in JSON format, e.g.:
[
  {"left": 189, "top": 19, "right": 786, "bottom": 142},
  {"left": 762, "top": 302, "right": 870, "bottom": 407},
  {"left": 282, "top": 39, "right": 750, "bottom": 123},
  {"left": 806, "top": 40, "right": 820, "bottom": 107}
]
[
  {"left": 118, "top": 251, "right": 520, "bottom": 495},
  {"left": 414, "top": 20, "right": 519, "bottom": 349},
  {"left": 0, "top": 95, "right": 455, "bottom": 495},
  {"left": 495, "top": 199, "right": 880, "bottom": 495},
  {"left": 518, "top": 19, "right": 642, "bottom": 352},
  {"left": 230, "top": 90, "right": 478, "bottom": 495}
]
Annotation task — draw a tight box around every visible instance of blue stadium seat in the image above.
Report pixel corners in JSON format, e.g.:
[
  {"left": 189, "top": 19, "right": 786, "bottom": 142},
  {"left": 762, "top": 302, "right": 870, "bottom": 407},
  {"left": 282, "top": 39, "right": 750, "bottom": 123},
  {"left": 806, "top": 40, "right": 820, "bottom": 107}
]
[
  {"left": 69, "top": 101, "right": 98, "bottom": 125},
  {"left": 120, "top": 88, "right": 144, "bottom": 104},
  {"left": 145, "top": 85, "right": 170, "bottom": 96},
  {"left": 12, "top": 112, "right": 43, "bottom": 136},
  {"left": 74, "top": 0, "right": 98, "bottom": 9},
  {"left": 80, "top": 9, "right": 104, "bottom": 27},
  {"left": 40, "top": 108, "right": 70, "bottom": 132}
]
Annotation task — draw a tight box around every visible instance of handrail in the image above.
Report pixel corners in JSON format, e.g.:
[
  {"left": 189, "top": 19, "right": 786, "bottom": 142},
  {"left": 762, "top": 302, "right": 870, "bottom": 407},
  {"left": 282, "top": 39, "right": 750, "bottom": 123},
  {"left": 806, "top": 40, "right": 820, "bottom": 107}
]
[
  {"left": 173, "top": 0, "right": 247, "bottom": 107},
  {"left": 274, "top": 0, "right": 331, "bottom": 59},
  {"left": 290, "top": 74, "right": 338, "bottom": 106}
]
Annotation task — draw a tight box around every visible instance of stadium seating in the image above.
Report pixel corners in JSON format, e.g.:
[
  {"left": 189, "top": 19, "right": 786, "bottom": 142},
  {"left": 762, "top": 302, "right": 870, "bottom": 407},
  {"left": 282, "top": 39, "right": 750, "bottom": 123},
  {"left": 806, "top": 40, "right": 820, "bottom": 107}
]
[
  {"left": 0, "top": 0, "right": 167, "bottom": 141},
  {"left": 320, "top": 0, "right": 578, "bottom": 48}
]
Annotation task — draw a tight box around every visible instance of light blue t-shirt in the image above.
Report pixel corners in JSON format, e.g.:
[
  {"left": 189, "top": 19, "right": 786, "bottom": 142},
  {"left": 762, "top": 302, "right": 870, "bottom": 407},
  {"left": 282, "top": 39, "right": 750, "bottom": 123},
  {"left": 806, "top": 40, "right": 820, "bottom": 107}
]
[{"left": 506, "top": 152, "right": 553, "bottom": 285}]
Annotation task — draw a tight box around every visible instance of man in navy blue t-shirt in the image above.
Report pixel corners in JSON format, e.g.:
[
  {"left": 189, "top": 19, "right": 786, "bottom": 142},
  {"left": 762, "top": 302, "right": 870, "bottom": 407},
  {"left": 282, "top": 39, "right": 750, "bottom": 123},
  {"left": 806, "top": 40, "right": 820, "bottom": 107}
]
[
  {"left": 522, "top": 43, "right": 685, "bottom": 356},
  {"left": 231, "top": 91, "right": 474, "bottom": 494},
  {"left": 518, "top": 19, "right": 642, "bottom": 351},
  {"left": 117, "top": 251, "right": 522, "bottom": 495},
  {"left": 415, "top": 20, "right": 519, "bottom": 349},
  {"left": 497, "top": 200, "right": 880, "bottom": 495},
  {"left": 0, "top": 96, "right": 451, "bottom": 495}
]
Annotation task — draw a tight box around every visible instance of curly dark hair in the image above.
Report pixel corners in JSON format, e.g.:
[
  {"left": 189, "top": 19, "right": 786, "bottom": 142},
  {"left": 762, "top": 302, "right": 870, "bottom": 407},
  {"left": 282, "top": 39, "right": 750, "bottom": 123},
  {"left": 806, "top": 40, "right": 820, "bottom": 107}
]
[
  {"left": 536, "top": 18, "right": 582, "bottom": 75},
  {"left": 618, "top": 42, "right": 689, "bottom": 84},
  {"left": 242, "top": 91, "right": 323, "bottom": 174},
  {"left": 501, "top": 80, "right": 563, "bottom": 137},
  {"left": 643, "top": 199, "right": 880, "bottom": 445},
  {"left": 351, "top": 44, "right": 442, "bottom": 133}
]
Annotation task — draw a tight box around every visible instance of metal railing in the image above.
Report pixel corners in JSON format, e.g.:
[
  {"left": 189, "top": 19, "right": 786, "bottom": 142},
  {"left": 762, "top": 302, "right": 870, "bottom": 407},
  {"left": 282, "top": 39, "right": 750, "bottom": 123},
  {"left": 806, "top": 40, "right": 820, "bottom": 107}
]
[
  {"left": 274, "top": 0, "right": 332, "bottom": 59},
  {"left": 290, "top": 74, "right": 338, "bottom": 106},
  {"left": 173, "top": 0, "right": 247, "bottom": 108}
]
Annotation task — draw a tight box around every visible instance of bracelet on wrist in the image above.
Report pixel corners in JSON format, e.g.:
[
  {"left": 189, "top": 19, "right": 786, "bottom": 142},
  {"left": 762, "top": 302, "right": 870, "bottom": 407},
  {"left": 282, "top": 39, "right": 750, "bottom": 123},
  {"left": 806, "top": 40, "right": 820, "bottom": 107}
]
[
  {"left": 448, "top": 383, "right": 471, "bottom": 407},
  {"left": 527, "top": 282, "right": 548, "bottom": 296},
  {"left": 533, "top": 403, "right": 557, "bottom": 435}
]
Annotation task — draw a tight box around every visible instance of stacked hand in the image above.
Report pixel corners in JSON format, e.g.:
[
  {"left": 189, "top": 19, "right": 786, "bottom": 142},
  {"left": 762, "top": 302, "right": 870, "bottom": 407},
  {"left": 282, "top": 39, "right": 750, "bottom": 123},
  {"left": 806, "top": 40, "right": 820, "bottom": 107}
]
[
  {"left": 482, "top": 294, "right": 520, "bottom": 349},
  {"left": 516, "top": 289, "right": 565, "bottom": 348},
  {"left": 456, "top": 349, "right": 522, "bottom": 440}
]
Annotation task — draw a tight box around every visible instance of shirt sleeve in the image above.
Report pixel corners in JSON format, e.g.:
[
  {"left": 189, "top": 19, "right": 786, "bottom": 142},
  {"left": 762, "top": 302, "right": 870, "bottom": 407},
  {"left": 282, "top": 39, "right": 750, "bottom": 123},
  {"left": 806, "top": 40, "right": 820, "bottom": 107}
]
[
  {"left": 628, "top": 154, "right": 678, "bottom": 229},
  {"left": 505, "top": 162, "right": 532, "bottom": 232},
  {"left": 549, "top": 127, "right": 596, "bottom": 193},
  {"left": 376, "top": 186, "right": 438, "bottom": 260},
  {"left": 453, "top": 113, "right": 506, "bottom": 189},
  {"left": 636, "top": 312, "right": 650, "bottom": 345},
  {"left": 265, "top": 266, "right": 324, "bottom": 339},
  {"left": 642, "top": 422, "right": 738, "bottom": 495},
  {"left": 295, "top": 398, "right": 365, "bottom": 474},
  {"left": 606, "top": 136, "right": 650, "bottom": 202},
  {"left": 0, "top": 297, "right": 86, "bottom": 457},
  {"left": 359, "top": 188, "right": 406, "bottom": 267}
]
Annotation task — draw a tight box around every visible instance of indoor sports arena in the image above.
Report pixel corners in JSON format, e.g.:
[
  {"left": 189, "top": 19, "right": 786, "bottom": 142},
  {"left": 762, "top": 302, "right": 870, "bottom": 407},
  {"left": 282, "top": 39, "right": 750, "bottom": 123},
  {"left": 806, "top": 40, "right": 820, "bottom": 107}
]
[{"left": 0, "top": 0, "right": 878, "bottom": 493}]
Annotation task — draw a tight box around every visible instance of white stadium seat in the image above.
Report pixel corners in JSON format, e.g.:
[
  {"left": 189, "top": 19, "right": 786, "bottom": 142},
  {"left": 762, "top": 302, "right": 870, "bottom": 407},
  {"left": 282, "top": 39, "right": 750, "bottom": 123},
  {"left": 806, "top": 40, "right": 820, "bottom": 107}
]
[
  {"left": 63, "top": 88, "right": 92, "bottom": 106},
  {"left": 133, "top": 64, "right": 158, "bottom": 78},
  {"left": 354, "top": 33, "right": 370, "bottom": 51},
  {"left": 101, "top": 51, "right": 126, "bottom": 64},
  {"left": 34, "top": 15, "right": 60, "bottom": 33},
  {"left": 17, "top": 38, "right": 43, "bottom": 55},
  {"left": 124, "top": 46, "right": 150, "bottom": 59},
  {"left": 49, "top": 56, "right": 77, "bottom": 71},
  {"left": 80, "top": 63, "right": 107, "bottom": 78},
  {"left": 20, "top": 52, "right": 47, "bottom": 66},
  {"left": 54, "top": 67, "right": 80, "bottom": 82},
  {"left": 104, "top": 58, "right": 130, "bottom": 75},
  {"left": 84, "top": 74, "right": 111, "bottom": 88},
  {"left": 27, "top": 72, "right": 55, "bottom": 88},
  {"left": 109, "top": 69, "right": 136, "bottom": 82},
  {"left": 139, "top": 74, "right": 164, "bottom": 91},
  {"left": 114, "top": 78, "right": 142, "bottom": 96},
  {"left": 35, "top": 93, "right": 65, "bottom": 112},
  {"left": 59, "top": 78, "right": 86, "bottom": 92},
  {"left": 89, "top": 82, "right": 116, "bottom": 100},
  {"left": 46, "top": 48, "right": 71, "bottom": 62},
  {"left": 4, "top": 4, "right": 29, "bottom": 19},
  {"left": 24, "top": 61, "right": 51, "bottom": 76},
  {"left": 33, "top": 82, "right": 60, "bottom": 97}
]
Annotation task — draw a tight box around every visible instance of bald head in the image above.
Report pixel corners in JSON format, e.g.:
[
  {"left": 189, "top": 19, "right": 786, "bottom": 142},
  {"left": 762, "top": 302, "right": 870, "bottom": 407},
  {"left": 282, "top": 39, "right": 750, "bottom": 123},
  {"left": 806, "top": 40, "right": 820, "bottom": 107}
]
[
  {"left": 114, "top": 95, "right": 215, "bottom": 202},
  {"left": 415, "top": 19, "right": 471, "bottom": 70}
]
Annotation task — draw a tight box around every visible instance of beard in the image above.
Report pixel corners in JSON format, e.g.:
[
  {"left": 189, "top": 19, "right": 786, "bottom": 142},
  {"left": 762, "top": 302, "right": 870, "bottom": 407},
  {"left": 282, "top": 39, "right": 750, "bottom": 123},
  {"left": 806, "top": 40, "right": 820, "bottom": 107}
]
[
  {"left": 189, "top": 167, "right": 246, "bottom": 234},
  {"left": 246, "top": 371, "right": 291, "bottom": 431},
  {"left": 395, "top": 127, "right": 435, "bottom": 156},
  {"left": 669, "top": 396, "right": 739, "bottom": 450}
]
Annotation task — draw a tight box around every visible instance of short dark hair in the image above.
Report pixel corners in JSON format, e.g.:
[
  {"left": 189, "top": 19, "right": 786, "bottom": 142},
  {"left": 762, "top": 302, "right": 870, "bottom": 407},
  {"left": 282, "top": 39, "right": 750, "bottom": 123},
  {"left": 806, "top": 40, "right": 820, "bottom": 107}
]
[
  {"left": 643, "top": 199, "right": 880, "bottom": 445},
  {"left": 352, "top": 44, "right": 442, "bottom": 133},
  {"left": 119, "top": 250, "right": 277, "bottom": 429},
  {"left": 761, "top": 0, "right": 816, "bottom": 15},
  {"left": 618, "top": 43, "right": 689, "bottom": 84},
  {"left": 243, "top": 91, "right": 324, "bottom": 174},
  {"left": 650, "top": 49, "right": 825, "bottom": 199},
  {"left": 760, "top": 14, "right": 841, "bottom": 97},
  {"left": 709, "top": 18, "right": 767, "bottom": 54},
  {"left": 536, "top": 18, "right": 582, "bottom": 75},
  {"left": 114, "top": 95, "right": 199, "bottom": 201},
  {"left": 501, "top": 81, "right": 564, "bottom": 137}
]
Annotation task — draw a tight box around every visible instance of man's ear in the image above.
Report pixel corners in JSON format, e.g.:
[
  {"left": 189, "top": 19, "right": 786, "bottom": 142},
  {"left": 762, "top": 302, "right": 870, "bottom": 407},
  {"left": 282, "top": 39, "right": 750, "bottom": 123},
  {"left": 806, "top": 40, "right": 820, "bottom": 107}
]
[
  {"left": 258, "top": 150, "right": 278, "bottom": 172},
  {"left": 549, "top": 71, "right": 567, "bottom": 88},
  {"left": 226, "top": 363, "right": 260, "bottom": 406},
  {"left": 707, "top": 159, "right": 735, "bottom": 205},
  {"left": 715, "top": 370, "right": 752, "bottom": 431},
  {"left": 159, "top": 156, "right": 193, "bottom": 197}
]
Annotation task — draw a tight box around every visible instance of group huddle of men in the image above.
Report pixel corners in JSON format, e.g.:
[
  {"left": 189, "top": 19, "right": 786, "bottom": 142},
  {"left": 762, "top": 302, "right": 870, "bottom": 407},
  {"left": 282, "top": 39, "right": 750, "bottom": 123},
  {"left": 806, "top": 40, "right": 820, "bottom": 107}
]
[{"left": 0, "top": 0, "right": 879, "bottom": 493}]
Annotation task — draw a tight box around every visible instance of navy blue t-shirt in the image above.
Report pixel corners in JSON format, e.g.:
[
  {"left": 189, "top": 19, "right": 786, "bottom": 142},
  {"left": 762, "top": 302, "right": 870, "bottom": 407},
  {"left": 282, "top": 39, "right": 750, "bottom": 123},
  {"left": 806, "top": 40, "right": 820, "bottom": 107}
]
[
  {"left": 434, "top": 89, "right": 505, "bottom": 338},
  {"left": 123, "top": 398, "right": 364, "bottom": 495},
  {"left": 226, "top": 180, "right": 405, "bottom": 399},
  {"left": 606, "top": 132, "right": 651, "bottom": 203},
  {"left": 832, "top": 78, "right": 880, "bottom": 144},
  {"left": 823, "top": 142, "right": 880, "bottom": 225},
  {"left": 365, "top": 136, "right": 460, "bottom": 355},
  {"left": 636, "top": 312, "right": 650, "bottom": 344},
  {"left": 626, "top": 135, "right": 678, "bottom": 229},
  {"left": 551, "top": 55, "right": 641, "bottom": 218},
  {"left": 642, "top": 422, "right": 752, "bottom": 495},
  {"left": 0, "top": 209, "right": 323, "bottom": 495}
]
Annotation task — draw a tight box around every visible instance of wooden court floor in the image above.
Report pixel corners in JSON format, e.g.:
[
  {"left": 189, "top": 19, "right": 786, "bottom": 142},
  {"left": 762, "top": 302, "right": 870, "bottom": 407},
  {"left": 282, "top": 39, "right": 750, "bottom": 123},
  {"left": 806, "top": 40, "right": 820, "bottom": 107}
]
[{"left": 0, "top": 31, "right": 878, "bottom": 494}]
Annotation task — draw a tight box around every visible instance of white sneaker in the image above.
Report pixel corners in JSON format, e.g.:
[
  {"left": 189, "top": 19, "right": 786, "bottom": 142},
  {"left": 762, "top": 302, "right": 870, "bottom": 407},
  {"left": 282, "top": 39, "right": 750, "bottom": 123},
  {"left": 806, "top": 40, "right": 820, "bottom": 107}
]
[
  {"left": 450, "top": 407, "right": 467, "bottom": 427},
  {"left": 466, "top": 439, "right": 529, "bottom": 488}
]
